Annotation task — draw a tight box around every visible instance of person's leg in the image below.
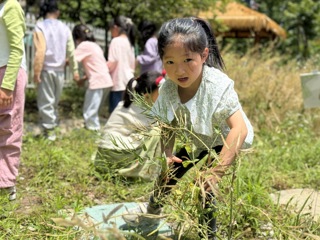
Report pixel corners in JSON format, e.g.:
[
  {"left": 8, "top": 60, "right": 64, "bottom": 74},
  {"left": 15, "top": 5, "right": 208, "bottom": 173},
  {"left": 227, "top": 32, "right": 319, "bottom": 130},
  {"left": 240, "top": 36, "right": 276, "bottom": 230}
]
[
  {"left": 122, "top": 147, "right": 194, "bottom": 227},
  {"left": 0, "top": 67, "right": 27, "bottom": 200},
  {"left": 151, "top": 146, "right": 222, "bottom": 238},
  {"left": 98, "top": 87, "right": 111, "bottom": 118},
  {"left": 151, "top": 147, "right": 203, "bottom": 208},
  {"left": 37, "top": 70, "right": 63, "bottom": 130},
  {"left": 109, "top": 90, "right": 124, "bottom": 114},
  {"left": 198, "top": 145, "right": 222, "bottom": 239},
  {"left": 83, "top": 88, "right": 104, "bottom": 130},
  {"left": 53, "top": 71, "right": 64, "bottom": 127}
]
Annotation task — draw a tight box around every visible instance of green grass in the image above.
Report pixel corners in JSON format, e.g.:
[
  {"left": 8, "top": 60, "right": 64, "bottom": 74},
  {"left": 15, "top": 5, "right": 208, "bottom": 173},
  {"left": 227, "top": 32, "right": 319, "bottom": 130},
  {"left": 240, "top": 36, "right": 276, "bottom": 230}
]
[{"left": 1, "top": 51, "right": 320, "bottom": 239}]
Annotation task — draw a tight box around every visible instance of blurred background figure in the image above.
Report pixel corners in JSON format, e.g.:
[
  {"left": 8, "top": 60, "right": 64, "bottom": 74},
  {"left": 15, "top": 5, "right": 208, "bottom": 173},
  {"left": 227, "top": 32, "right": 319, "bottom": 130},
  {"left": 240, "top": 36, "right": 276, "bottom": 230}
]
[
  {"left": 94, "top": 70, "right": 165, "bottom": 180},
  {"left": 33, "top": 0, "right": 79, "bottom": 141},
  {"left": 72, "top": 24, "right": 113, "bottom": 131},
  {"left": 0, "top": 0, "right": 28, "bottom": 201},
  {"left": 107, "top": 15, "right": 135, "bottom": 114},
  {"left": 136, "top": 20, "right": 162, "bottom": 74}
]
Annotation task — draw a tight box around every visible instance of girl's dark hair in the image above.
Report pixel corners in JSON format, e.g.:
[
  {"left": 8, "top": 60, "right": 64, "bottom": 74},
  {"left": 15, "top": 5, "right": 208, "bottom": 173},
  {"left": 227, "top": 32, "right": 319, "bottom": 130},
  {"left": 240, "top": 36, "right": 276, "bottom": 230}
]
[
  {"left": 123, "top": 71, "right": 162, "bottom": 108},
  {"left": 109, "top": 16, "right": 135, "bottom": 47},
  {"left": 38, "top": 0, "right": 59, "bottom": 19},
  {"left": 157, "top": 17, "right": 225, "bottom": 70},
  {"left": 138, "top": 20, "right": 157, "bottom": 45},
  {"left": 72, "top": 24, "right": 96, "bottom": 42}
]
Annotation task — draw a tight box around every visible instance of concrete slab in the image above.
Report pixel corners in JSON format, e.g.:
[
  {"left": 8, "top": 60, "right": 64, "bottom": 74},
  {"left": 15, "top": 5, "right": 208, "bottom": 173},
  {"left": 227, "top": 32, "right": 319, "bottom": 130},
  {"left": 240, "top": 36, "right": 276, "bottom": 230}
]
[
  {"left": 84, "top": 202, "right": 173, "bottom": 238},
  {"left": 270, "top": 188, "right": 320, "bottom": 221}
]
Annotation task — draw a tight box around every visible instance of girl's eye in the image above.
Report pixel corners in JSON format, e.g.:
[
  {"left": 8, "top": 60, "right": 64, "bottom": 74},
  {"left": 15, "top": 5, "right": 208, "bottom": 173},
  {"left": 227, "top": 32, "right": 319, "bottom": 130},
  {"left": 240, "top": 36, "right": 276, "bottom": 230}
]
[
  {"left": 166, "top": 61, "right": 173, "bottom": 65},
  {"left": 184, "top": 58, "right": 192, "bottom": 62}
]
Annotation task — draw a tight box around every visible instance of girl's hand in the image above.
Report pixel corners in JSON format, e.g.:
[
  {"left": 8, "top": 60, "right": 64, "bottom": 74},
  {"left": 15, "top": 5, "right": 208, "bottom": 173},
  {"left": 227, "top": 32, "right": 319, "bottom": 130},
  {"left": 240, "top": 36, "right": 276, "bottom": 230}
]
[
  {"left": 201, "top": 165, "right": 228, "bottom": 192},
  {"left": 33, "top": 74, "right": 41, "bottom": 84},
  {"left": 202, "top": 171, "right": 220, "bottom": 192},
  {"left": 0, "top": 88, "right": 13, "bottom": 109},
  {"left": 73, "top": 72, "right": 80, "bottom": 82},
  {"left": 166, "top": 154, "right": 183, "bottom": 164}
]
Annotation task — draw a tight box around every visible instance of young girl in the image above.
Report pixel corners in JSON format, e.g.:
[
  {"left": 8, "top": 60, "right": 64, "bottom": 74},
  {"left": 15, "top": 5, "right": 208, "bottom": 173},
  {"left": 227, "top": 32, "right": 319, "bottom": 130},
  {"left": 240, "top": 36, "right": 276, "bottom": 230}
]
[
  {"left": 95, "top": 71, "right": 165, "bottom": 180},
  {"left": 33, "top": 0, "right": 79, "bottom": 140},
  {"left": 72, "top": 24, "right": 113, "bottom": 131},
  {"left": 124, "top": 17, "right": 254, "bottom": 239},
  {"left": 107, "top": 16, "right": 136, "bottom": 114},
  {"left": 0, "top": 0, "right": 27, "bottom": 201},
  {"left": 136, "top": 20, "right": 162, "bottom": 74}
]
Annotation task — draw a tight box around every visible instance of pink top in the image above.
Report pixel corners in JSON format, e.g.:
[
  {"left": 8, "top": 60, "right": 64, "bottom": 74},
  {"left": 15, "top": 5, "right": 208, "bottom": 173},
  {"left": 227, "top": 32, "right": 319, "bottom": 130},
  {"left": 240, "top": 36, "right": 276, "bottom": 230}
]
[
  {"left": 108, "top": 36, "right": 135, "bottom": 91},
  {"left": 75, "top": 41, "right": 113, "bottom": 90}
]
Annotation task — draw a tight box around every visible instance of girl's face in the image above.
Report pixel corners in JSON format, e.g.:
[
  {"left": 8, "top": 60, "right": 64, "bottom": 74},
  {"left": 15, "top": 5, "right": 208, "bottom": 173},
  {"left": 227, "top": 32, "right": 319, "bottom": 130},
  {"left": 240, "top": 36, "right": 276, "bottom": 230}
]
[{"left": 162, "top": 38, "right": 208, "bottom": 91}]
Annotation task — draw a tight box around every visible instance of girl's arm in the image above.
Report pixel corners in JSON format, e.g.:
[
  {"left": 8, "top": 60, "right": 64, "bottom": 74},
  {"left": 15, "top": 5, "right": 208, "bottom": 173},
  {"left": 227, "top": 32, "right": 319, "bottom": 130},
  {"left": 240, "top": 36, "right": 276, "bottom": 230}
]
[
  {"left": 66, "top": 32, "right": 79, "bottom": 82},
  {"left": 218, "top": 109, "right": 248, "bottom": 167},
  {"left": 1, "top": 0, "right": 25, "bottom": 91},
  {"left": 107, "top": 61, "right": 117, "bottom": 72},
  {"left": 161, "top": 130, "right": 182, "bottom": 164},
  {"left": 33, "top": 31, "right": 46, "bottom": 83},
  {"left": 204, "top": 109, "right": 248, "bottom": 190}
]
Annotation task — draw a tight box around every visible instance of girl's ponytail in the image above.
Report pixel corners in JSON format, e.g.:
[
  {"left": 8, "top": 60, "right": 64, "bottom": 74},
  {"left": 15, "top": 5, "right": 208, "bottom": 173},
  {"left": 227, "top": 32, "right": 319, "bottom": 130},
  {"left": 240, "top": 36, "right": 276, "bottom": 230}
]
[
  {"left": 123, "top": 77, "right": 137, "bottom": 108},
  {"left": 113, "top": 16, "right": 135, "bottom": 47},
  {"left": 73, "top": 24, "right": 95, "bottom": 42},
  {"left": 194, "top": 18, "right": 225, "bottom": 70}
]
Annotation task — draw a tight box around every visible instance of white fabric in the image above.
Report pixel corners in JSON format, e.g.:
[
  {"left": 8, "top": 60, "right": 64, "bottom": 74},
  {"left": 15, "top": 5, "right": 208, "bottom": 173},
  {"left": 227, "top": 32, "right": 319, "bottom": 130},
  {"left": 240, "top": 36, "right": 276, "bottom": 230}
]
[
  {"left": 98, "top": 101, "right": 154, "bottom": 150},
  {"left": 35, "top": 19, "right": 70, "bottom": 71},
  {"left": 152, "top": 65, "right": 254, "bottom": 152}
]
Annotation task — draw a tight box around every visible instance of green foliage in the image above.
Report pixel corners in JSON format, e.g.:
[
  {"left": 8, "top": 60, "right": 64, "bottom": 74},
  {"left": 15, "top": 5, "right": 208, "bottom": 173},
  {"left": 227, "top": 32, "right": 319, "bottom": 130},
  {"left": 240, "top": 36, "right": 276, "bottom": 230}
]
[{"left": 256, "top": 0, "right": 320, "bottom": 61}]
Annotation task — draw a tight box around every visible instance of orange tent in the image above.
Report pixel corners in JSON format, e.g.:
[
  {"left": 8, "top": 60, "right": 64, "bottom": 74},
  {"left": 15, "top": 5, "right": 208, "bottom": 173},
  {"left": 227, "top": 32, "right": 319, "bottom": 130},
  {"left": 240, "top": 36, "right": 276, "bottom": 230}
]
[{"left": 198, "top": 2, "right": 286, "bottom": 41}]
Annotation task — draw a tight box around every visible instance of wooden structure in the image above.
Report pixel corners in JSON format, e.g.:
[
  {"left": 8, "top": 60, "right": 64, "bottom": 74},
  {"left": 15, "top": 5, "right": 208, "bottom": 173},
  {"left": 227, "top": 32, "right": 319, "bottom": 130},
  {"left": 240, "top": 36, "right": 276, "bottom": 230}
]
[{"left": 198, "top": 2, "right": 286, "bottom": 43}]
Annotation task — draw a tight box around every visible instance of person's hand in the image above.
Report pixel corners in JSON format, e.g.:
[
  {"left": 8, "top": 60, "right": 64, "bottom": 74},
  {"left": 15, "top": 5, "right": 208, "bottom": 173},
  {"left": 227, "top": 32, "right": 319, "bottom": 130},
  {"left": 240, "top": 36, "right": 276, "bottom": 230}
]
[
  {"left": 74, "top": 75, "right": 87, "bottom": 87},
  {"left": 77, "top": 78, "right": 86, "bottom": 87},
  {"left": 0, "top": 87, "right": 13, "bottom": 109},
  {"left": 73, "top": 72, "right": 80, "bottom": 82},
  {"left": 166, "top": 154, "right": 183, "bottom": 164},
  {"left": 201, "top": 165, "right": 228, "bottom": 192},
  {"left": 201, "top": 170, "right": 220, "bottom": 193},
  {"left": 33, "top": 74, "right": 41, "bottom": 84}
]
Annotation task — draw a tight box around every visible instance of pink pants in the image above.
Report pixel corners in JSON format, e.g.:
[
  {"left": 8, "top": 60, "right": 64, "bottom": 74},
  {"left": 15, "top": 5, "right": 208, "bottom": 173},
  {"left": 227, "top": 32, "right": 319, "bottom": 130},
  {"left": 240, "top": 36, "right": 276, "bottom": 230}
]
[{"left": 0, "top": 66, "right": 27, "bottom": 188}]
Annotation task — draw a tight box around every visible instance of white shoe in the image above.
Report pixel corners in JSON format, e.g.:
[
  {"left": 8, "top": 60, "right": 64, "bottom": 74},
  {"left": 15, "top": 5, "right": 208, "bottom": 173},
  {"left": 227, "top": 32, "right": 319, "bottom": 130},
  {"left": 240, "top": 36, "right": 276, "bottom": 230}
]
[
  {"left": 44, "top": 128, "right": 56, "bottom": 141},
  {"left": 122, "top": 202, "right": 162, "bottom": 228},
  {"left": 7, "top": 186, "right": 16, "bottom": 201}
]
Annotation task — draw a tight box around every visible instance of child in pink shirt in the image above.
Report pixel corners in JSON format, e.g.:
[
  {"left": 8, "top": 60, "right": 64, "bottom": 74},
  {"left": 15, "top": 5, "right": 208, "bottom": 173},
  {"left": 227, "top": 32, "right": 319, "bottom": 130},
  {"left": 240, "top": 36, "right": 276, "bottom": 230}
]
[
  {"left": 73, "top": 24, "right": 113, "bottom": 130},
  {"left": 107, "top": 16, "right": 135, "bottom": 113}
]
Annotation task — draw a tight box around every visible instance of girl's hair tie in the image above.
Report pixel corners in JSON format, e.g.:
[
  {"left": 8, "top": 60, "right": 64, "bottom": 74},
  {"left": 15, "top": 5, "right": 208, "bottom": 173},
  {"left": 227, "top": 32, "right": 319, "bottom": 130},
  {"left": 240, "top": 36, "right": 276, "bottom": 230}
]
[
  {"left": 155, "top": 69, "right": 166, "bottom": 86},
  {"left": 125, "top": 17, "right": 133, "bottom": 26}
]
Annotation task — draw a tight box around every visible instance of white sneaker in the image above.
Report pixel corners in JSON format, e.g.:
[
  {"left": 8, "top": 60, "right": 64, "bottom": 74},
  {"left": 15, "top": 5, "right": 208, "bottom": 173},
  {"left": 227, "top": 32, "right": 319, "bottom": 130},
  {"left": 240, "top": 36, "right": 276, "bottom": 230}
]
[
  {"left": 44, "top": 128, "right": 57, "bottom": 141},
  {"left": 122, "top": 202, "right": 162, "bottom": 228},
  {"left": 7, "top": 186, "right": 16, "bottom": 201}
]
